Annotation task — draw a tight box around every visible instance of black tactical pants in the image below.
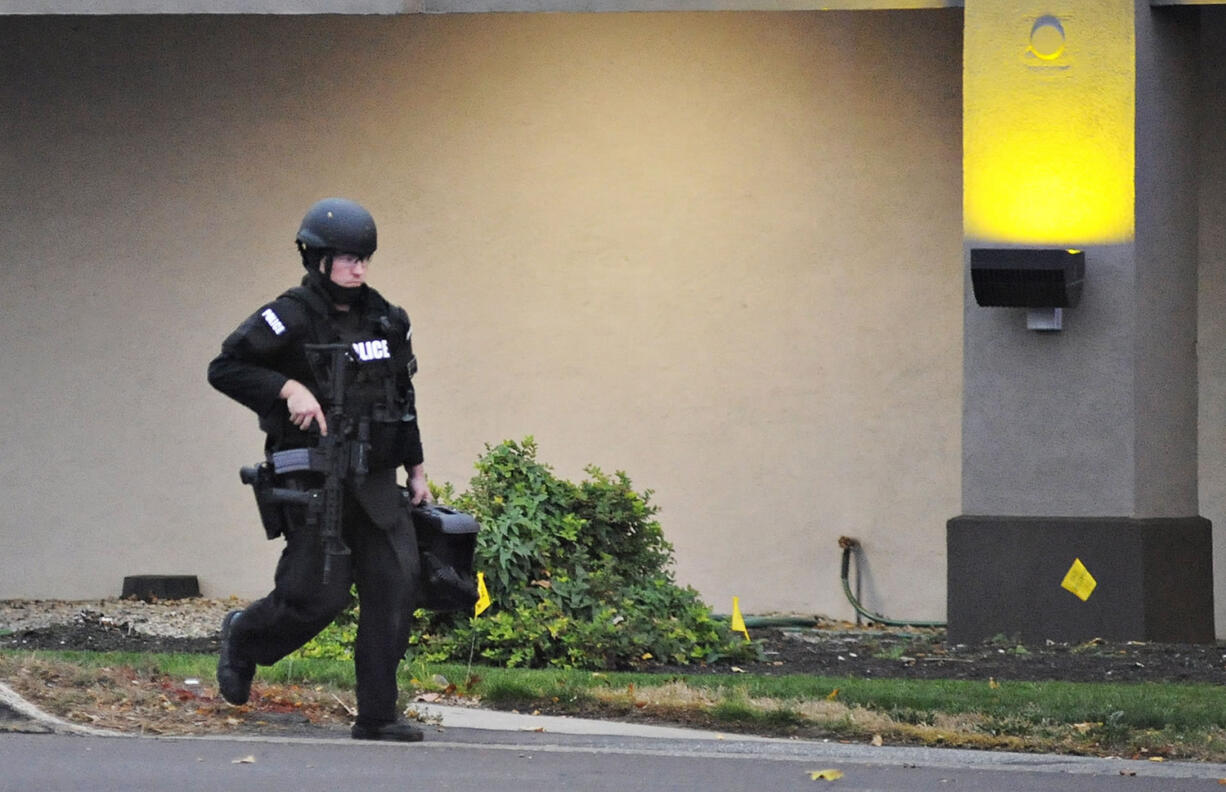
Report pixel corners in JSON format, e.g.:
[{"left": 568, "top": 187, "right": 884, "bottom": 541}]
[{"left": 228, "top": 472, "right": 421, "bottom": 726}]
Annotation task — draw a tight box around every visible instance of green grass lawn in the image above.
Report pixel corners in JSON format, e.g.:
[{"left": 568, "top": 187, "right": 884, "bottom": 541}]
[{"left": 6, "top": 649, "right": 1226, "bottom": 761}]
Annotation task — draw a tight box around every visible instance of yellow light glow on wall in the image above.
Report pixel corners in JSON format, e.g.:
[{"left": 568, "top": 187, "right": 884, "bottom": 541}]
[{"left": 964, "top": 2, "right": 1135, "bottom": 245}]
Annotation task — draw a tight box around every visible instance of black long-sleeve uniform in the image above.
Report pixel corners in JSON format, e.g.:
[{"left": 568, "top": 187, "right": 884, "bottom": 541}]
[{"left": 208, "top": 274, "right": 423, "bottom": 727}]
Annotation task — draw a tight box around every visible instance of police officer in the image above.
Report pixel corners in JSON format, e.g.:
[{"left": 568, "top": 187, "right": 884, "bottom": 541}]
[{"left": 207, "top": 198, "right": 428, "bottom": 742}]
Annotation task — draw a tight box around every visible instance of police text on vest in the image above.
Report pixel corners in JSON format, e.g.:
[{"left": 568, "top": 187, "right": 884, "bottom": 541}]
[{"left": 352, "top": 339, "right": 391, "bottom": 362}]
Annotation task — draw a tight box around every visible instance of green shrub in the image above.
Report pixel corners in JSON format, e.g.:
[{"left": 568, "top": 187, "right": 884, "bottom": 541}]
[
  {"left": 294, "top": 587, "right": 358, "bottom": 661},
  {"left": 300, "top": 437, "right": 757, "bottom": 670}
]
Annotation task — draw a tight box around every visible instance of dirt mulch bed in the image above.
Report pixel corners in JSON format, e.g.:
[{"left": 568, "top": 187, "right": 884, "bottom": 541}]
[
  {"left": 713, "top": 626, "right": 1226, "bottom": 684},
  {"left": 3, "top": 621, "right": 220, "bottom": 655},
  {"left": 4, "top": 600, "right": 1226, "bottom": 685}
]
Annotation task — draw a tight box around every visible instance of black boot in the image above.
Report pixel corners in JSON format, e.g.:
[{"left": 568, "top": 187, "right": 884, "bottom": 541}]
[
  {"left": 351, "top": 719, "right": 425, "bottom": 742},
  {"left": 216, "top": 610, "right": 255, "bottom": 705}
]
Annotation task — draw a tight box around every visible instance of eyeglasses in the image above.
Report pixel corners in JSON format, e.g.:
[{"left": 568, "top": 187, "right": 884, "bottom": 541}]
[{"left": 332, "top": 253, "right": 371, "bottom": 269}]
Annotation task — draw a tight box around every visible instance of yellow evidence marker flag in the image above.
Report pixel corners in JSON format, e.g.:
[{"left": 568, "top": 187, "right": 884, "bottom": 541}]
[
  {"left": 474, "top": 571, "right": 492, "bottom": 616},
  {"left": 730, "top": 596, "right": 750, "bottom": 641},
  {"left": 1061, "top": 558, "right": 1097, "bottom": 601}
]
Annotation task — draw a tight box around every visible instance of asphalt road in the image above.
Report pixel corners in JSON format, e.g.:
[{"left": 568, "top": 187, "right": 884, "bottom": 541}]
[{"left": 4, "top": 728, "right": 1226, "bottom": 792}]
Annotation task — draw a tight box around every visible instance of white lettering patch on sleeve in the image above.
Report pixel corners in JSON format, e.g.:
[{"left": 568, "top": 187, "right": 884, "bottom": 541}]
[{"left": 261, "top": 308, "right": 287, "bottom": 335}]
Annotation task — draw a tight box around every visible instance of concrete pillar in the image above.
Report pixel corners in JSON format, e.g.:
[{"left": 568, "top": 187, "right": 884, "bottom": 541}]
[{"left": 949, "top": 0, "right": 1213, "bottom": 643}]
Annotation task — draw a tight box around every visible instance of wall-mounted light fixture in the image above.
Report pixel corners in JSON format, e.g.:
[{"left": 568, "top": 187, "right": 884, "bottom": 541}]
[{"left": 970, "top": 248, "right": 1084, "bottom": 331}]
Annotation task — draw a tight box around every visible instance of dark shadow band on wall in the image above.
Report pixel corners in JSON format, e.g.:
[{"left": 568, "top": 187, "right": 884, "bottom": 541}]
[{"left": 946, "top": 515, "right": 1213, "bottom": 645}]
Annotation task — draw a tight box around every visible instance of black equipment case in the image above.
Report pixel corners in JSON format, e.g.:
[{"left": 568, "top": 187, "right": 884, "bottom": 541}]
[{"left": 408, "top": 499, "right": 481, "bottom": 612}]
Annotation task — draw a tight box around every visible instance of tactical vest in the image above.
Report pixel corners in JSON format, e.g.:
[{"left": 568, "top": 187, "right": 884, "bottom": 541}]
[{"left": 281, "top": 285, "right": 418, "bottom": 471}]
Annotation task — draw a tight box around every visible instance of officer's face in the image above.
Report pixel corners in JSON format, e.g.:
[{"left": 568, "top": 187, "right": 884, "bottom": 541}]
[{"left": 328, "top": 253, "right": 370, "bottom": 288}]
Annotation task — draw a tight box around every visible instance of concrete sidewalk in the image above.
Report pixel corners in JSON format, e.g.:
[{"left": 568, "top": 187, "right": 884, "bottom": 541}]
[{"left": 408, "top": 701, "right": 770, "bottom": 740}]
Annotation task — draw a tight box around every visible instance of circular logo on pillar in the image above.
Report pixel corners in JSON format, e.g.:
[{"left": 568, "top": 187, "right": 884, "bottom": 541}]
[{"left": 1029, "top": 16, "right": 1066, "bottom": 61}]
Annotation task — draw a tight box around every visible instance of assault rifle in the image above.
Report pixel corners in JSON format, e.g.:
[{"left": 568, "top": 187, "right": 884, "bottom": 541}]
[{"left": 240, "top": 343, "right": 371, "bottom": 585}]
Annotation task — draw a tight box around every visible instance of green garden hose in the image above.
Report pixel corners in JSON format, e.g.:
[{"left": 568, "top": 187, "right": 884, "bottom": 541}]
[{"left": 839, "top": 536, "right": 946, "bottom": 629}]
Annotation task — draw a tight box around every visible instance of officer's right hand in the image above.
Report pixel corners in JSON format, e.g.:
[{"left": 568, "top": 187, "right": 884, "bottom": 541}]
[{"left": 280, "top": 379, "right": 328, "bottom": 436}]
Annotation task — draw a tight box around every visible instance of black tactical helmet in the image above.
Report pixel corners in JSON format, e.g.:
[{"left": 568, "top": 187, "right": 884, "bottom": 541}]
[{"left": 295, "top": 197, "right": 377, "bottom": 258}]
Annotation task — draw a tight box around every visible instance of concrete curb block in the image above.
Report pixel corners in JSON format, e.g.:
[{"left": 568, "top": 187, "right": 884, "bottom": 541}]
[
  {"left": 0, "top": 682, "right": 126, "bottom": 737},
  {"left": 407, "top": 702, "right": 772, "bottom": 740}
]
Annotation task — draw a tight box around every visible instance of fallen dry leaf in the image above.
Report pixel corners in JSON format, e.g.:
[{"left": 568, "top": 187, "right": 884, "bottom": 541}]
[{"left": 809, "top": 769, "right": 844, "bottom": 781}]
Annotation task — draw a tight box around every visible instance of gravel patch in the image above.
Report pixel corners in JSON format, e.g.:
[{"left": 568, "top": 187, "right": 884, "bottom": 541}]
[{"left": 0, "top": 597, "right": 246, "bottom": 639}]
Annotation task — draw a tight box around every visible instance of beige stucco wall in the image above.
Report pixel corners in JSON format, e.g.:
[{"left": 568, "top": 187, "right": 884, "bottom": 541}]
[{"left": 0, "top": 11, "right": 964, "bottom": 619}]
